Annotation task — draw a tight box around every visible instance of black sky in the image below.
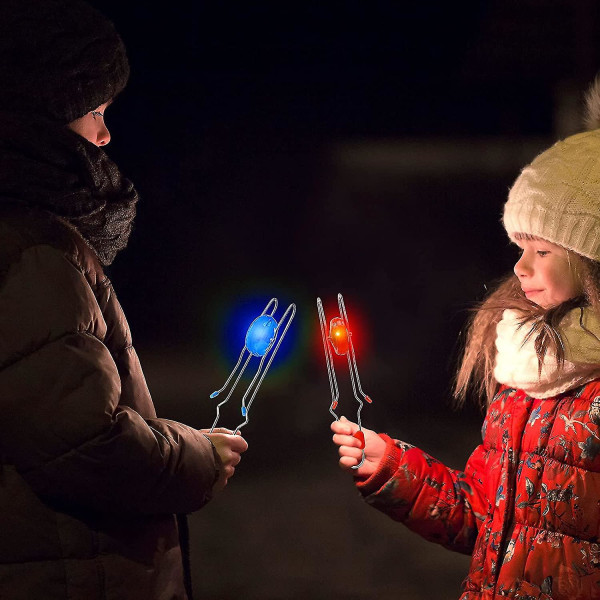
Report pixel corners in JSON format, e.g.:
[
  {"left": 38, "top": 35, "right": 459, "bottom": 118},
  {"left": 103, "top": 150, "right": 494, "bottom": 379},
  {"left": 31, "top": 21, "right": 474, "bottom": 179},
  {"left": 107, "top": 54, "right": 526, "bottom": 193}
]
[{"left": 84, "top": 0, "right": 600, "bottom": 419}]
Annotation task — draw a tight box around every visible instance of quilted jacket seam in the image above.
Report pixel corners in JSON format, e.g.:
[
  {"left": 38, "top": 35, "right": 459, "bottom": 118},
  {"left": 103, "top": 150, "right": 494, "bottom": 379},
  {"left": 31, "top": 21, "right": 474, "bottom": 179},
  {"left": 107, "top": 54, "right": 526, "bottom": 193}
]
[
  {"left": 0, "top": 328, "right": 107, "bottom": 372},
  {"left": 504, "top": 521, "right": 599, "bottom": 542}
]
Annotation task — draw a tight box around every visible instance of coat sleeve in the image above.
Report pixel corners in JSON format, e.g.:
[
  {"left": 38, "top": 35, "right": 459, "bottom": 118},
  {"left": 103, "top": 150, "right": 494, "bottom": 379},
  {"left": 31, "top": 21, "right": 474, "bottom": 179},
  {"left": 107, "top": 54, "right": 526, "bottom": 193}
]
[
  {"left": 356, "top": 434, "right": 489, "bottom": 555},
  {"left": 0, "top": 243, "right": 218, "bottom": 515}
]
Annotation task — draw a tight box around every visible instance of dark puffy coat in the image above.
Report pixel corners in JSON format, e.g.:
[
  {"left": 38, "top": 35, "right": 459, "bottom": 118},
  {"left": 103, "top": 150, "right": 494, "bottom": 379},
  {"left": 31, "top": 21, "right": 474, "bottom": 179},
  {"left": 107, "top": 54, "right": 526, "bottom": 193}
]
[
  {"left": 0, "top": 206, "right": 218, "bottom": 600},
  {"left": 358, "top": 383, "right": 600, "bottom": 599}
]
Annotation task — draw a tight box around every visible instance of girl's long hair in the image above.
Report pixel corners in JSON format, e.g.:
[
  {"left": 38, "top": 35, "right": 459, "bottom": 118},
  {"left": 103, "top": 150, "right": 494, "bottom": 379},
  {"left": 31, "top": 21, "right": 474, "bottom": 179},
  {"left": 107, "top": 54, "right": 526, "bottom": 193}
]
[{"left": 453, "top": 253, "right": 600, "bottom": 410}]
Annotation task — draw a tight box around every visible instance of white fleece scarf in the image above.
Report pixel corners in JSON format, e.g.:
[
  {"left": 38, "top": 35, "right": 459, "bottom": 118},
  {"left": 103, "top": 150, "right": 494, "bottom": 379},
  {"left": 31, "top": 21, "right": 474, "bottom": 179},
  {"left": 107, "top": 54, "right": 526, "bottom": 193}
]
[{"left": 494, "top": 308, "right": 600, "bottom": 398}]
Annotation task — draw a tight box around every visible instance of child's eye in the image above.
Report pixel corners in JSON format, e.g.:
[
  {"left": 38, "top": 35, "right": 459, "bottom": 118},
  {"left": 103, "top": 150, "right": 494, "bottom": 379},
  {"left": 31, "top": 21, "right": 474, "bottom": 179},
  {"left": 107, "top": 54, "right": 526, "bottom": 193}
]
[
  {"left": 91, "top": 110, "right": 104, "bottom": 120},
  {"left": 537, "top": 250, "right": 549, "bottom": 257}
]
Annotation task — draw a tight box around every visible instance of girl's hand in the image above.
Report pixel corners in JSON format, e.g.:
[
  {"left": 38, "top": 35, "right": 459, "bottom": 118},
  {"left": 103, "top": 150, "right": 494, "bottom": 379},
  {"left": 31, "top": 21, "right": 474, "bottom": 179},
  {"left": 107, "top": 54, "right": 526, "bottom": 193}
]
[{"left": 331, "top": 416, "right": 386, "bottom": 478}]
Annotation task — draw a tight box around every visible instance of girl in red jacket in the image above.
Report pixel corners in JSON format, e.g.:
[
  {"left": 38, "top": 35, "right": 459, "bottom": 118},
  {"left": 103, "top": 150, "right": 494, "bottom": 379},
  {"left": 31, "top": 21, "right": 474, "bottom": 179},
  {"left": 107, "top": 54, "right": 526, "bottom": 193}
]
[{"left": 332, "top": 80, "right": 600, "bottom": 600}]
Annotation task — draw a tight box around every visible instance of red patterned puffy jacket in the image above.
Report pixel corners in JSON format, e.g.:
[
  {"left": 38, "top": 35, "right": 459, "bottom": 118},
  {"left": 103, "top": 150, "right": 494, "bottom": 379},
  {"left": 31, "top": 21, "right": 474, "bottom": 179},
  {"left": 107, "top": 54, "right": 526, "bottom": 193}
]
[{"left": 357, "top": 383, "right": 600, "bottom": 599}]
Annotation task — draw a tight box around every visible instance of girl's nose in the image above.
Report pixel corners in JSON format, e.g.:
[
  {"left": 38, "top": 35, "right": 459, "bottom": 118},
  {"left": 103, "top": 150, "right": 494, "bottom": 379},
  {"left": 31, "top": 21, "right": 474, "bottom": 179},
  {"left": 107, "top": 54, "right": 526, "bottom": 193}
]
[
  {"left": 514, "top": 254, "right": 532, "bottom": 278},
  {"left": 97, "top": 124, "right": 111, "bottom": 146}
]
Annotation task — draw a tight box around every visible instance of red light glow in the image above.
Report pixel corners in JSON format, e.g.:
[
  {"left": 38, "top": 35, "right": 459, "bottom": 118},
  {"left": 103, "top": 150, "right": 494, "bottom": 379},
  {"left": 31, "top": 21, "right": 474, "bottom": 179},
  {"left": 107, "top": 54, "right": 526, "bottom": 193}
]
[{"left": 314, "top": 298, "right": 371, "bottom": 364}]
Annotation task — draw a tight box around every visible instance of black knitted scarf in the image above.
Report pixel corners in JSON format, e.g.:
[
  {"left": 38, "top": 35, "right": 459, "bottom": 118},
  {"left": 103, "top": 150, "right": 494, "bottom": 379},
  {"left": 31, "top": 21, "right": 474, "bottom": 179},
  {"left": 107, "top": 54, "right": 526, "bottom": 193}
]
[{"left": 0, "top": 111, "right": 138, "bottom": 265}]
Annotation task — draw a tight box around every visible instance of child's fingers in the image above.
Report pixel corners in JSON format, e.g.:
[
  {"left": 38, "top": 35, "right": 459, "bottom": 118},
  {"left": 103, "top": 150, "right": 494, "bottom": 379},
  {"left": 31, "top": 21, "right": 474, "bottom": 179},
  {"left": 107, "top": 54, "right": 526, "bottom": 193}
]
[
  {"left": 330, "top": 421, "right": 351, "bottom": 435},
  {"left": 330, "top": 416, "right": 358, "bottom": 435},
  {"left": 339, "top": 444, "right": 363, "bottom": 461},
  {"left": 339, "top": 455, "right": 360, "bottom": 469},
  {"left": 332, "top": 432, "right": 361, "bottom": 448},
  {"left": 229, "top": 435, "right": 249, "bottom": 453}
]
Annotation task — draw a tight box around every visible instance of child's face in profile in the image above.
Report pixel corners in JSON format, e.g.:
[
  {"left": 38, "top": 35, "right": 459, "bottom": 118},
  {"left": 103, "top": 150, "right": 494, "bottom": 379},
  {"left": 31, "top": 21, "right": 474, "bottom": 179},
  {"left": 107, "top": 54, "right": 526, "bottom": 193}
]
[
  {"left": 514, "top": 236, "right": 582, "bottom": 309},
  {"left": 67, "top": 100, "right": 112, "bottom": 147}
]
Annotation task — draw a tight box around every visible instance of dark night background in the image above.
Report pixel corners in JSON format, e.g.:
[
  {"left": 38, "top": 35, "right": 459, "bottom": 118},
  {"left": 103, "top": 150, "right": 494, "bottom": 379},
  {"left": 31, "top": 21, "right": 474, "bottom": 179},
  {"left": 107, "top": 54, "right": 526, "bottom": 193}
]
[{"left": 88, "top": 1, "right": 600, "bottom": 598}]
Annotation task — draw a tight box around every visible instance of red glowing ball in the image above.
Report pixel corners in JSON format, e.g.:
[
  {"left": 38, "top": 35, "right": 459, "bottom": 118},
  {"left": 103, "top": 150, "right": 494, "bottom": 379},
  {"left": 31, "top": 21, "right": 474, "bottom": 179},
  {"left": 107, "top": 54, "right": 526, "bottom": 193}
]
[{"left": 328, "top": 317, "right": 350, "bottom": 356}]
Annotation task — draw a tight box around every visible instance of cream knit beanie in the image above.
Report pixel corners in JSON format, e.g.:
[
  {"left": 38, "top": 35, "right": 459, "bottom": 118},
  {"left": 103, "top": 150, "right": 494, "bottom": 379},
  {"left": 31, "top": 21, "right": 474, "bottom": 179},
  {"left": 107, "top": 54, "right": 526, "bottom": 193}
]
[{"left": 503, "top": 78, "right": 600, "bottom": 261}]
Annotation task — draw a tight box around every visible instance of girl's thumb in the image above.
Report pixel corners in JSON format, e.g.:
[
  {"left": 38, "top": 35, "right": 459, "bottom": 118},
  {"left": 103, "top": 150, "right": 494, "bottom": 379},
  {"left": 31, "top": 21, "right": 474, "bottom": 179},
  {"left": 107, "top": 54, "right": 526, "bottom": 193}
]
[{"left": 340, "top": 415, "right": 354, "bottom": 430}]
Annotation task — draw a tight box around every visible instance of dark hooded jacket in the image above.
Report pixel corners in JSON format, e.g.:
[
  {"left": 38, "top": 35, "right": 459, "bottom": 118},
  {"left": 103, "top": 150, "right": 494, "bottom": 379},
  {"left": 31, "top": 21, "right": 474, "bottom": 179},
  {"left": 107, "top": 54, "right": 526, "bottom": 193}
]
[{"left": 0, "top": 204, "right": 218, "bottom": 599}]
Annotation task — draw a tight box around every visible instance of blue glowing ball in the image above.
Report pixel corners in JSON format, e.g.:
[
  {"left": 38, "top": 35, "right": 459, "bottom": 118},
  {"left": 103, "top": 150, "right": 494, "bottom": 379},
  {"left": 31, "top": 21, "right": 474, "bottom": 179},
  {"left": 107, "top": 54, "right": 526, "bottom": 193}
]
[{"left": 246, "top": 315, "right": 277, "bottom": 357}]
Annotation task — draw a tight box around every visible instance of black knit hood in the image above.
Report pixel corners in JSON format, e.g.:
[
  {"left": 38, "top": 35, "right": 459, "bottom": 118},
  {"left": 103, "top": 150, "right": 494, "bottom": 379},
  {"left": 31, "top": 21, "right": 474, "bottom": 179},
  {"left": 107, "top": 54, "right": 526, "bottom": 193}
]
[
  {"left": 0, "top": 0, "right": 137, "bottom": 265},
  {"left": 0, "top": 0, "right": 129, "bottom": 123}
]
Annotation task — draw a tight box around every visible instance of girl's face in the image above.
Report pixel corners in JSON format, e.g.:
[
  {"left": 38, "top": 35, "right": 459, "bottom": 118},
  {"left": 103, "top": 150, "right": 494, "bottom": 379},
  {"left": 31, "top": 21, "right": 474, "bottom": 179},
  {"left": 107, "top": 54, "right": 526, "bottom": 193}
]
[
  {"left": 67, "top": 101, "right": 111, "bottom": 147},
  {"left": 514, "top": 236, "right": 583, "bottom": 308}
]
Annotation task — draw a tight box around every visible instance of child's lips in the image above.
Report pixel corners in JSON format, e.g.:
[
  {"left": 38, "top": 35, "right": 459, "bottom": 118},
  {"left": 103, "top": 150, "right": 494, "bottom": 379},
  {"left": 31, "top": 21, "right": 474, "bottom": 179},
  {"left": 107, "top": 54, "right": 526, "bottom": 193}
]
[{"left": 523, "top": 289, "right": 542, "bottom": 296}]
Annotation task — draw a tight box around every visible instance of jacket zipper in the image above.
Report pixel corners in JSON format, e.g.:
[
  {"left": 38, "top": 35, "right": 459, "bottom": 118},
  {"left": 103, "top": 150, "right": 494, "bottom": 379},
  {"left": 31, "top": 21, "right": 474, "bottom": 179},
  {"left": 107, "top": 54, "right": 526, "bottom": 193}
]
[
  {"left": 496, "top": 447, "right": 517, "bottom": 569},
  {"left": 494, "top": 394, "right": 533, "bottom": 591}
]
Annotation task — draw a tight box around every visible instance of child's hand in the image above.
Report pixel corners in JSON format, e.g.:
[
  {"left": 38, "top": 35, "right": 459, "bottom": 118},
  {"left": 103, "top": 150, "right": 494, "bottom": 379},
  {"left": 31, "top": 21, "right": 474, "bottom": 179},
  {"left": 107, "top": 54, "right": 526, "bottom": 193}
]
[
  {"left": 331, "top": 416, "right": 385, "bottom": 478},
  {"left": 202, "top": 428, "right": 249, "bottom": 493}
]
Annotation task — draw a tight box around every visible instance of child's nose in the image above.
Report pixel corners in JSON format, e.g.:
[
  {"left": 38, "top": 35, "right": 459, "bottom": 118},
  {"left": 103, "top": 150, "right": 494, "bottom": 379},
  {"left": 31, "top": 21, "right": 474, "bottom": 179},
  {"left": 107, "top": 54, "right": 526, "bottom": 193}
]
[
  {"left": 96, "top": 124, "right": 111, "bottom": 146},
  {"left": 514, "top": 254, "right": 532, "bottom": 277}
]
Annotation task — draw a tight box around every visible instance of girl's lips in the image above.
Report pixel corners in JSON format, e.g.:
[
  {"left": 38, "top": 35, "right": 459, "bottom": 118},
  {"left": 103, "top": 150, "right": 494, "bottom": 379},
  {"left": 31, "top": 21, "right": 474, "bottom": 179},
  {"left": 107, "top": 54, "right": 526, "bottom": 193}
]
[{"left": 523, "top": 289, "right": 542, "bottom": 295}]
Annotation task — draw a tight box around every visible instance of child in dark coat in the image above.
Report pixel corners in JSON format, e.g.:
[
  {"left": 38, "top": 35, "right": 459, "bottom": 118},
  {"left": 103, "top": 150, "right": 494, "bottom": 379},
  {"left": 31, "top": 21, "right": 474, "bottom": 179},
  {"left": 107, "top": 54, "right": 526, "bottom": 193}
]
[{"left": 0, "top": 2, "right": 247, "bottom": 599}]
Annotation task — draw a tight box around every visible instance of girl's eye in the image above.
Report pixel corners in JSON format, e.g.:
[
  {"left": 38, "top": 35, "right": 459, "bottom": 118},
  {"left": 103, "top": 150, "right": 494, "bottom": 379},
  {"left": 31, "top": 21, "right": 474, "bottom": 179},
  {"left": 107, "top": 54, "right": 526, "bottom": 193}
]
[
  {"left": 91, "top": 110, "right": 104, "bottom": 119},
  {"left": 537, "top": 250, "right": 549, "bottom": 257}
]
